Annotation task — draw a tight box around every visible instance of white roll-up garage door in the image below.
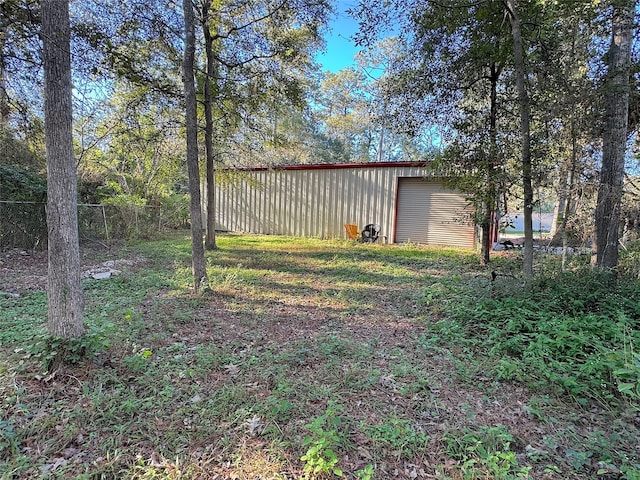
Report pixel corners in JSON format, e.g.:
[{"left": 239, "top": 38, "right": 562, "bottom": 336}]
[{"left": 395, "top": 178, "right": 475, "bottom": 248}]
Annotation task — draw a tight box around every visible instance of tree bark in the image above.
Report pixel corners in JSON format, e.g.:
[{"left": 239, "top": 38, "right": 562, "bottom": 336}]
[
  {"left": 182, "top": 0, "right": 208, "bottom": 291},
  {"left": 42, "top": 0, "right": 84, "bottom": 338},
  {"left": 481, "top": 62, "right": 501, "bottom": 266},
  {"left": 550, "top": 175, "right": 567, "bottom": 239},
  {"left": 551, "top": 118, "right": 579, "bottom": 271},
  {"left": 0, "top": 20, "right": 8, "bottom": 128},
  {"left": 202, "top": 5, "right": 217, "bottom": 250},
  {"left": 505, "top": 0, "right": 534, "bottom": 278},
  {"left": 594, "top": 1, "right": 633, "bottom": 271}
]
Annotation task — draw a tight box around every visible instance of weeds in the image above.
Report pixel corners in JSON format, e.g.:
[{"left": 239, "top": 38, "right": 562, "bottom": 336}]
[
  {"left": 0, "top": 234, "right": 638, "bottom": 478},
  {"left": 365, "top": 417, "right": 429, "bottom": 457},
  {"left": 0, "top": 419, "right": 18, "bottom": 458},
  {"left": 424, "top": 270, "right": 640, "bottom": 406},
  {"left": 25, "top": 317, "right": 114, "bottom": 372},
  {"left": 442, "top": 425, "right": 531, "bottom": 479},
  {"left": 606, "top": 327, "right": 640, "bottom": 401},
  {"left": 355, "top": 463, "right": 375, "bottom": 479},
  {"left": 301, "top": 403, "right": 345, "bottom": 479}
]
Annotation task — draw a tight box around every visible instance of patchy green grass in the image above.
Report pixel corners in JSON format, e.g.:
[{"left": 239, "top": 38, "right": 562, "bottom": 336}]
[{"left": 0, "top": 233, "right": 638, "bottom": 479}]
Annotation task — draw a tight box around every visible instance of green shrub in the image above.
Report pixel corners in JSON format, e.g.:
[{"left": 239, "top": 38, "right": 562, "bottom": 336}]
[
  {"left": 26, "top": 318, "right": 114, "bottom": 372},
  {"left": 159, "top": 194, "right": 190, "bottom": 229},
  {"left": 0, "top": 165, "right": 46, "bottom": 202},
  {"left": 102, "top": 194, "right": 159, "bottom": 239},
  {"left": 426, "top": 270, "right": 640, "bottom": 404},
  {"left": 0, "top": 164, "right": 48, "bottom": 249},
  {"left": 620, "top": 240, "right": 640, "bottom": 279}
]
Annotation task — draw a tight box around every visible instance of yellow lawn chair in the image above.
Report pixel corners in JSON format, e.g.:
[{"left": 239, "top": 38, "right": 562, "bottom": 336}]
[{"left": 344, "top": 223, "right": 360, "bottom": 241}]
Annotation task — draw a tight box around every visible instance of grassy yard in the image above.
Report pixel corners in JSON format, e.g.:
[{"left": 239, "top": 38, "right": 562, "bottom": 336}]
[{"left": 0, "top": 233, "right": 638, "bottom": 479}]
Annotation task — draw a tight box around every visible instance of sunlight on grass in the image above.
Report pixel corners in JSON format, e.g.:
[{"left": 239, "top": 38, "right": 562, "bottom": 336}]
[{"left": 0, "top": 233, "right": 638, "bottom": 479}]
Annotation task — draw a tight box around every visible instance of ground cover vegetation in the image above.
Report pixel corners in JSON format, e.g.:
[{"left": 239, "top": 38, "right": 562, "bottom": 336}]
[{"left": 1, "top": 234, "right": 639, "bottom": 479}]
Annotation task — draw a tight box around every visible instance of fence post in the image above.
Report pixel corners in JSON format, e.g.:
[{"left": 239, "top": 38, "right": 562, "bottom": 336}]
[{"left": 102, "top": 205, "right": 109, "bottom": 242}]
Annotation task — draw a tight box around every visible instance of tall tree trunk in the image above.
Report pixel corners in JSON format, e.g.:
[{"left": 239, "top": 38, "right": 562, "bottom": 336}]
[
  {"left": 560, "top": 124, "right": 578, "bottom": 270},
  {"left": 550, "top": 172, "right": 567, "bottom": 239},
  {"left": 0, "top": 13, "right": 9, "bottom": 128},
  {"left": 182, "top": 0, "right": 208, "bottom": 291},
  {"left": 594, "top": 1, "right": 633, "bottom": 271},
  {"left": 42, "top": 0, "right": 84, "bottom": 338},
  {"left": 481, "top": 63, "right": 501, "bottom": 266},
  {"left": 505, "top": 0, "right": 534, "bottom": 278},
  {"left": 202, "top": 6, "right": 217, "bottom": 250},
  {"left": 561, "top": 158, "right": 576, "bottom": 271},
  {"left": 553, "top": 119, "right": 579, "bottom": 270}
]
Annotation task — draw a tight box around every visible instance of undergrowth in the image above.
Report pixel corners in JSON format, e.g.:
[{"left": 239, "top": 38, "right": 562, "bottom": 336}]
[
  {"left": 423, "top": 269, "right": 640, "bottom": 406},
  {"left": 1, "top": 234, "right": 639, "bottom": 479}
]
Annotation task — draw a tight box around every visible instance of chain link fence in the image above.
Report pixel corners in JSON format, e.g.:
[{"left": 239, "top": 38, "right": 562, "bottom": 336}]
[
  {"left": 0, "top": 201, "right": 47, "bottom": 250},
  {"left": 1, "top": 198, "right": 190, "bottom": 250}
]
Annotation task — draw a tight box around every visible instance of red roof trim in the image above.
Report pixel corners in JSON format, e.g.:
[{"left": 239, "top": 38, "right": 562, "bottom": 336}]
[{"left": 222, "top": 161, "right": 430, "bottom": 172}]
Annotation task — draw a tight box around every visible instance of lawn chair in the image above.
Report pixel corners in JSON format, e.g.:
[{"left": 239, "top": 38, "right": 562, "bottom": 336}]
[
  {"left": 344, "top": 223, "right": 360, "bottom": 240},
  {"left": 361, "top": 224, "right": 381, "bottom": 243}
]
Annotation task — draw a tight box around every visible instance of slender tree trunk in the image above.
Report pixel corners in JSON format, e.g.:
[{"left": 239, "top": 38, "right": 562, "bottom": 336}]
[
  {"left": 202, "top": 7, "right": 217, "bottom": 250},
  {"left": 550, "top": 129, "right": 571, "bottom": 241},
  {"left": 560, "top": 124, "right": 579, "bottom": 270},
  {"left": 550, "top": 176, "right": 567, "bottom": 239},
  {"left": 182, "top": 0, "right": 208, "bottom": 291},
  {"left": 561, "top": 163, "right": 575, "bottom": 270},
  {"left": 594, "top": 1, "right": 633, "bottom": 271},
  {"left": 42, "top": 0, "right": 84, "bottom": 338},
  {"left": 505, "top": 0, "right": 534, "bottom": 278},
  {"left": 0, "top": 13, "right": 9, "bottom": 127},
  {"left": 481, "top": 63, "right": 501, "bottom": 265}
]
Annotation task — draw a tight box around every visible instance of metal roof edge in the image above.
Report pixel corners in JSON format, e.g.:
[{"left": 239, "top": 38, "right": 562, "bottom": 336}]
[{"left": 219, "top": 161, "right": 431, "bottom": 172}]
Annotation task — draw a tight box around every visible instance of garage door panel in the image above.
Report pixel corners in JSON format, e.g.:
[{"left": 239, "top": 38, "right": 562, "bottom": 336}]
[{"left": 395, "top": 178, "right": 474, "bottom": 247}]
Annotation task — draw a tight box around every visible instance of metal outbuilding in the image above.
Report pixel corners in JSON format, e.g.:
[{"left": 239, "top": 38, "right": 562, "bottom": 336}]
[{"left": 212, "top": 162, "right": 476, "bottom": 248}]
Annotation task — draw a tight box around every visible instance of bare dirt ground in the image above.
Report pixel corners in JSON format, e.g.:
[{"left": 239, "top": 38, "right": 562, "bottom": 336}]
[
  {"left": 0, "top": 245, "right": 144, "bottom": 296},
  {"left": 0, "top": 248, "right": 50, "bottom": 295}
]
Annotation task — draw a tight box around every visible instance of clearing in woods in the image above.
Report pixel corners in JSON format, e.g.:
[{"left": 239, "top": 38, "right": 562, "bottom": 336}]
[{"left": 0, "top": 233, "right": 638, "bottom": 479}]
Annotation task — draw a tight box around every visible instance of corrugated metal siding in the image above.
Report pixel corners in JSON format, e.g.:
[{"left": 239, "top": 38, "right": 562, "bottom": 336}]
[
  {"left": 214, "top": 164, "right": 429, "bottom": 241},
  {"left": 395, "top": 178, "right": 475, "bottom": 247},
  {"left": 212, "top": 164, "right": 475, "bottom": 247}
]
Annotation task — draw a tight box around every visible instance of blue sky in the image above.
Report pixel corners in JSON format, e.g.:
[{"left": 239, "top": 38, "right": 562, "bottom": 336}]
[{"left": 316, "top": 1, "right": 360, "bottom": 72}]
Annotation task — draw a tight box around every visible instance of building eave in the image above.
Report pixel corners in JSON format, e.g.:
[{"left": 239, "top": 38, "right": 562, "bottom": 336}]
[{"left": 221, "top": 161, "right": 431, "bottom": 172}]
